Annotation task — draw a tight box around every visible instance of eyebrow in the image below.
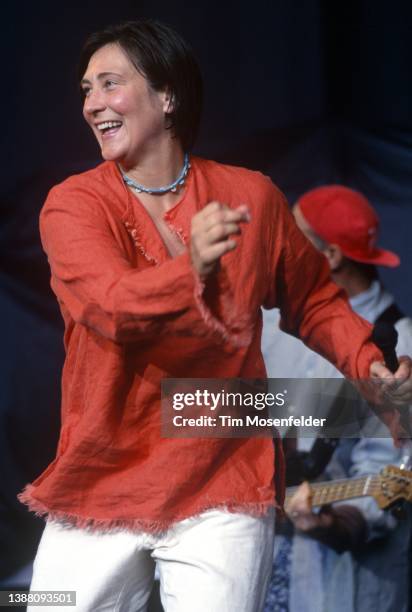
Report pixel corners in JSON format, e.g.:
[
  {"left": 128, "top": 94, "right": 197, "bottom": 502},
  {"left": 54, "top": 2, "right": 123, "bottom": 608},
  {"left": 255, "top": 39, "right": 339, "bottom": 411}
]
[{"left": 80, "top": 72, "right": 123, "bottom": 85}]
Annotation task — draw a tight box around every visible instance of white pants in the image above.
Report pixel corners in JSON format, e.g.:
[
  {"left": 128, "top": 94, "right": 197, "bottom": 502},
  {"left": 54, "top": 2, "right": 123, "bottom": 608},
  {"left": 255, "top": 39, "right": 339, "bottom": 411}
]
[{"left": 29, "top": 508, "right": 275, "bottom": 612}]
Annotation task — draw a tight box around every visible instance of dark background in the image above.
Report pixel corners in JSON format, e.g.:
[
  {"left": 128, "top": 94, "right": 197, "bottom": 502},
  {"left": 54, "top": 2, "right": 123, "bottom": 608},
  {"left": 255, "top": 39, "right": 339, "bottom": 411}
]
[{"left": 1, "top": 0, "right": 411, "bottom": 583}]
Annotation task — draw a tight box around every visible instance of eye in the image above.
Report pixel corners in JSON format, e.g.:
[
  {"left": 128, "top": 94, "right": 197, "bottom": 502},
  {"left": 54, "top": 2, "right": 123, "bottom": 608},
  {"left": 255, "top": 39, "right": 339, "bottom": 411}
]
[
  {"left": 104, "top": 79, "right": 116, "bottom": 90},
  {"left": 81, "top": 86, "right": 91, "bottom": 98}
]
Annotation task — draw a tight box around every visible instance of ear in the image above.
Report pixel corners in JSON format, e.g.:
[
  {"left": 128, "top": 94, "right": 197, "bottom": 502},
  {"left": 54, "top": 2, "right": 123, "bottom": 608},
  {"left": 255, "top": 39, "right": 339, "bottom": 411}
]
[
  {"left": 322, "top": 244, "right": 344, "bottom": 271},
  {"left": 162, "top": 88, "right": 175, "bottom": 114}
]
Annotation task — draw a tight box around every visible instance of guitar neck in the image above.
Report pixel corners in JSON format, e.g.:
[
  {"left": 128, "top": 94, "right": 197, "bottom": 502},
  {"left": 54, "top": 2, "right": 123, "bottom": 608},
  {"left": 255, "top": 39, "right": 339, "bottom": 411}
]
[{"left": 285, "top": 474, "right": 379, "bottom": 507}]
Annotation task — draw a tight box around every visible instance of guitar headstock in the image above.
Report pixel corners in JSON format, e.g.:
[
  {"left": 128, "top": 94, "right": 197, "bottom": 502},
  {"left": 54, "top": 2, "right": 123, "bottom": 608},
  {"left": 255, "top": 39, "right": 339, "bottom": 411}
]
[{"left": 373, "top": 465, "right": 412, "bottom": 509}]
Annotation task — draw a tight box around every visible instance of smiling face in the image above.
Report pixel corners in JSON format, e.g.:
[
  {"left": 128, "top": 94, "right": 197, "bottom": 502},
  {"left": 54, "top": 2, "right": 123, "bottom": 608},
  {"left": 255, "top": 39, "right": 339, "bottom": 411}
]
[{"left": 81, "top": 43, "right": 172, "bottom": 167}]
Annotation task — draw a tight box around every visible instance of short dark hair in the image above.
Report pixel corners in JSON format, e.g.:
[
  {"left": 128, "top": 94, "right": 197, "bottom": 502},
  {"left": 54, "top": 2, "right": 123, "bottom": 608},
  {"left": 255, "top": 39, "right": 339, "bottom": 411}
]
[{"left": 78, "top": 19, "right": 203, "bottom": 150}]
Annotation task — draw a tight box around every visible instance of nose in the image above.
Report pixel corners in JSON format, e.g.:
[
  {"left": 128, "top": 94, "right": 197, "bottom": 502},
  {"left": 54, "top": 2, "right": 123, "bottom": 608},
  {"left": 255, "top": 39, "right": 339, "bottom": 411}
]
[{"left": 83, "top": 87, "right": 106, "bottom": 116}]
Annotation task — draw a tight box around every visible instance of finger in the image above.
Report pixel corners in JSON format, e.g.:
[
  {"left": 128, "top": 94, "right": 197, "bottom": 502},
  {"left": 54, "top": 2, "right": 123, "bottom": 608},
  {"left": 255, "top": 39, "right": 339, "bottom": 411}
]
[
  {"left": 369, "top": 361, "right": 399, "bottom": 397},
  {"left": 190, "top": 202, "right": 224, "bottom": 232},
  {"left": 200, "top": 201, "right": 225, "bottom": 217},
  {"left": 370, "top": 358, "right": 411, "bottom": 384},
  {"left": 198, "top": 239, "right": 237, "bottom": 265},
  {"left": 394, "top": 356, "right": 412, "bottom": 382},
  {"left": 235, "top": 204, "right": 251, "bottom": 221},
  {"left": 191, "top": 221, "right": 240, "bottom": 254},
  {"left": 202, "top": 209, "right": 250, "bottom": 232},
  {"left": 384, "top": 391, "right": 412, "bottom": 407},
  {"left": 288, "top": 481, "right": 313, "bottom": 514},
  {"left": 198, "top": 202, "right": 230, "bottom": 222},
  {"left": 299, "top": 481, "right": 313, "bottom": 512},
  {"left": 369, "top": 361, "right": 394, "bottom": 380},
  {"left": 289, "top": 509, "right": 323, "bottom": 531},
  {"left": 200, "top": 201, "right": 250, "bottom": 216},
  {"left": 382, "top": 359, "right": 412, "bottom": 403},
  {"left": 200, "top": 201, "right": 250, "bottom": 220},
  {"left": 206, "top": 222, "right": 241, "bottom": 243}
]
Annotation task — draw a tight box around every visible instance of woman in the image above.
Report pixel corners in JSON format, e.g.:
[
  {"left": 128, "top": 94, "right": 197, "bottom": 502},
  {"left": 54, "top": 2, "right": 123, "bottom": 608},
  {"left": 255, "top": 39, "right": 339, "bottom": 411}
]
[{"left": 22, "top": 19, "right": 411, "bottom": 612}]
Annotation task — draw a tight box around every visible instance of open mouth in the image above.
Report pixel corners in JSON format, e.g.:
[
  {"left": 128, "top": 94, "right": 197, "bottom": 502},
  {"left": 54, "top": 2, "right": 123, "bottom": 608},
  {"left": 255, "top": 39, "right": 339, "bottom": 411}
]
[{"left": 96, "top": 120, "right": 123, "bottom": 138}]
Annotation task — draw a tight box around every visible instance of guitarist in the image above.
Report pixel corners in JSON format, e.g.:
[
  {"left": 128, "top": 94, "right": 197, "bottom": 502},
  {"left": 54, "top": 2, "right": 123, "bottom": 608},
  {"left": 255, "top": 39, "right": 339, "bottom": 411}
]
[{"left": 262, "top": 186, "right": 412, "bottom": 612}]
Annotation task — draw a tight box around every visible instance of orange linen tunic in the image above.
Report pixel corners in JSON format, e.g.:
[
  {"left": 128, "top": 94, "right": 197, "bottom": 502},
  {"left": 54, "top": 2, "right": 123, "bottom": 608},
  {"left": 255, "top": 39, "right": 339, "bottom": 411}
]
[{"left": 20, "top": 157, "right": 382, "bottom": 532}]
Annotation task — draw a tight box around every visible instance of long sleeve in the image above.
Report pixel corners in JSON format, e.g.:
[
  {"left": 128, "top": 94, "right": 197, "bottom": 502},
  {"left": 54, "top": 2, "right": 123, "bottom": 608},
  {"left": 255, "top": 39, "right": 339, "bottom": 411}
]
[
  {"left": 266, "top": 195, "right": 383, "bottom": 379},
  {"left": 40, "top": 183, "right": 236, "bottom": 345}
]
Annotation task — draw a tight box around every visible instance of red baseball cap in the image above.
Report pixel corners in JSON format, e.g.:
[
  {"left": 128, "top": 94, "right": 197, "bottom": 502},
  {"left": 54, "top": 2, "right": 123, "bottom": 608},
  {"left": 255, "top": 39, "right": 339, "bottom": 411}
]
[{"left": 297, "top": 185, "right": 400, "bottom": 267}]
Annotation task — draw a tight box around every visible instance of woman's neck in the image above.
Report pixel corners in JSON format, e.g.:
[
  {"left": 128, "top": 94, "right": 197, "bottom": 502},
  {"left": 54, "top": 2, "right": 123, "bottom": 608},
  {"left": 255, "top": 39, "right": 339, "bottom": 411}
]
[
  {"left": 120, "top": 141, "right": 188, "bottom": 212},
  {"left": 120, "top": 139, "right": 185, "bottom": 189}
]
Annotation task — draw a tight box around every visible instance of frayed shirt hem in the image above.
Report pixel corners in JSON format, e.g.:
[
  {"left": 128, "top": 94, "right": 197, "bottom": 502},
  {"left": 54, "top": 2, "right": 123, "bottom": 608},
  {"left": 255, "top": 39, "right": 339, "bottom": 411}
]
[{"left": 19, "top": 484, "right": 278, "bottom": 535}]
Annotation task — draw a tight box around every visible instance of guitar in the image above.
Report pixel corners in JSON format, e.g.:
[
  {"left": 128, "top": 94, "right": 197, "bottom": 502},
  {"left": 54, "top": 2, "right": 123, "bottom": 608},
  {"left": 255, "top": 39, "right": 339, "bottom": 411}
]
[{"left": 285, "top": 465, "right": 412, "bottom": 510}]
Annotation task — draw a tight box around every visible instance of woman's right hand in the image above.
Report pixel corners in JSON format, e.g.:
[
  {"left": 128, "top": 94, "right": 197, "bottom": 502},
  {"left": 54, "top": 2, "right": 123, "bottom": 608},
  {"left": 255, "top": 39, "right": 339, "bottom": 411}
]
[{"left": 190, "top": 202, "right": 250, "bottom": 280}]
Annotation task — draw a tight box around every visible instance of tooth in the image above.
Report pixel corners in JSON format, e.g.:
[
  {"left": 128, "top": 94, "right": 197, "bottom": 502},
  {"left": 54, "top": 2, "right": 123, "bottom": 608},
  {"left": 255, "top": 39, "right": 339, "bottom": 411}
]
[{"left": 97, "top": 121, "right": 122, "bottom": 131}]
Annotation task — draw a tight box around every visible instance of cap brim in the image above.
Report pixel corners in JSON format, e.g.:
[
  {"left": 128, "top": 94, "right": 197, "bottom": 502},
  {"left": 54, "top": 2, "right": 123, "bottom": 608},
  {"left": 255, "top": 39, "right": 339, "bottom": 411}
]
[{"left": 342, "top": 247, "right": 400, "bottom": 268}]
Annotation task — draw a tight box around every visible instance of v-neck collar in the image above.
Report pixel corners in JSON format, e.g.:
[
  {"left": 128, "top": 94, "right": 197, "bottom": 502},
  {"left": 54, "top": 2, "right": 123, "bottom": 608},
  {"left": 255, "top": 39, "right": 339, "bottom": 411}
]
[{"left": 113, "top": 157, "right": 199, "bottom": 265}]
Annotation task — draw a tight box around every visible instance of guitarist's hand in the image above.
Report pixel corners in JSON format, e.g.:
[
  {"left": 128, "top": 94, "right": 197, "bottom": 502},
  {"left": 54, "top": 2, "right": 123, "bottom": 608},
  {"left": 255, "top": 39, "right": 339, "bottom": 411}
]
[
  {"left": 286, "top": 482, "right": 334, "bottom": 532},
  {"left": 286, "top": 481, "right": 367, "bottom": 551},
  {"left": 357, "top": 356, "right": 412, "bottom": 447}
]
